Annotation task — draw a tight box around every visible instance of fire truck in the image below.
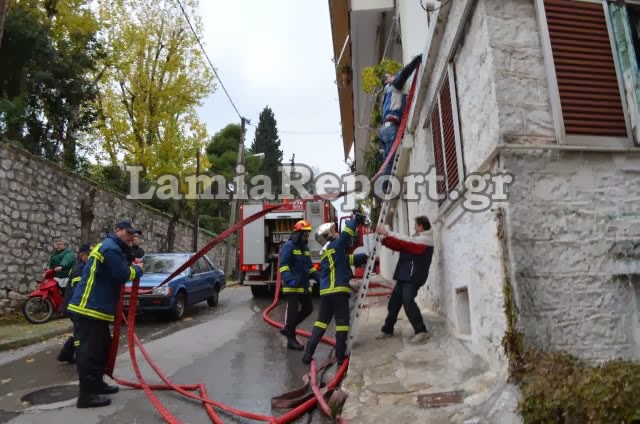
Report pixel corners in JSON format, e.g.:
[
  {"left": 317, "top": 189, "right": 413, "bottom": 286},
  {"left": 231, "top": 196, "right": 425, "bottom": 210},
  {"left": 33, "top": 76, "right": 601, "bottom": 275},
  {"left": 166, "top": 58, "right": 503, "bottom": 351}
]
[
  {"left": 238, "top": 198, "right": 380, "bottom": 298},
  {"left": 239, "top": 199, "right": 337, "bottom": 298}
]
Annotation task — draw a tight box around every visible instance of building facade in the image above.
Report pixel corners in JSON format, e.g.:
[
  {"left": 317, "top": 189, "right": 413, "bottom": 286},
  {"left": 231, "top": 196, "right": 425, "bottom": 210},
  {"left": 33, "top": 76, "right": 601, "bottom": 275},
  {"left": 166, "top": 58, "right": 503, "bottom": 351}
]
[{"left": 329, "top": 0, "right": 640, "bottom": 371}]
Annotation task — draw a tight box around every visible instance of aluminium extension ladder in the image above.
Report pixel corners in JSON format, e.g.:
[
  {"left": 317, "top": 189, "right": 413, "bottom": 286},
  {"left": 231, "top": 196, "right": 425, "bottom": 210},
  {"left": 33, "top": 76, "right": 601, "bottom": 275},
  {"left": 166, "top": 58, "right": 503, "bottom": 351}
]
[{"left": 346, "top": 141, "right": 406, "bottom": 356}]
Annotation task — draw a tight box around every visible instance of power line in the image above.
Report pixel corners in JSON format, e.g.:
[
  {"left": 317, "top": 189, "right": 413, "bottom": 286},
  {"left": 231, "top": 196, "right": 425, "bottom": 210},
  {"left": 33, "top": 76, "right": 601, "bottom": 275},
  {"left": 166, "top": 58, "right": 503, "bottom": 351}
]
[
  {"left": 246, "top": 121, "right": 339, "bottom": 135},
  {"left": 175, "top": 0, "right": 243, "bottom": 120}
]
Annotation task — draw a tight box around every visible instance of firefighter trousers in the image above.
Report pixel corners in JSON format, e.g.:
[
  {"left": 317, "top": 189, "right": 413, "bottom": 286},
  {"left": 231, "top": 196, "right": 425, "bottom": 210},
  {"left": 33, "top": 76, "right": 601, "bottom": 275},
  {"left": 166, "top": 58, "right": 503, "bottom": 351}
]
[
  {"left": 284, "top": 292, "right": 313, "bottom": 336},
  {"left": 74, "top": 316, "right": 111, "bottom": 392},
  {"left": 303, "top": 293, "right": 350, "bottom": 364},
  {"left": 57, "top": 315, "right": 77, "bottom": 363}
]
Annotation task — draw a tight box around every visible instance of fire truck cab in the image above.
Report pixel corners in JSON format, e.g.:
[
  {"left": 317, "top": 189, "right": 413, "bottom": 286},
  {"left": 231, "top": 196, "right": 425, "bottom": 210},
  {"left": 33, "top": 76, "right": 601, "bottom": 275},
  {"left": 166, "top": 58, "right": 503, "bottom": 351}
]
[{"left": 239, "top": 199, "right": 338, "bottom": 298}]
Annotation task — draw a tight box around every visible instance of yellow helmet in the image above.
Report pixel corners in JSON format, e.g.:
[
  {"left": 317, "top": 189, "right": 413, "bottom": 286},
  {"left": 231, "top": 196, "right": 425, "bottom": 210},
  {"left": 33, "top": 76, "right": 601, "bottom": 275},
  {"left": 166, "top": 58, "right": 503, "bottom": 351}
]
[{"left": 293, "top": 220, "right": 312, "bottom": 232}]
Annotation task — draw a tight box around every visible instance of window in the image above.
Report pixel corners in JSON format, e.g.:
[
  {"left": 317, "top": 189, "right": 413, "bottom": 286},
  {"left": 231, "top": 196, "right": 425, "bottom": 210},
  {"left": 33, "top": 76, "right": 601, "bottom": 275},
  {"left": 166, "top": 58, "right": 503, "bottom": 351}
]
[
  {"left": 429, "top": 63, "right": 465, "bottom": 206},
  {"left": 535, "top": 0, "right": 638, "bottom": 146}
]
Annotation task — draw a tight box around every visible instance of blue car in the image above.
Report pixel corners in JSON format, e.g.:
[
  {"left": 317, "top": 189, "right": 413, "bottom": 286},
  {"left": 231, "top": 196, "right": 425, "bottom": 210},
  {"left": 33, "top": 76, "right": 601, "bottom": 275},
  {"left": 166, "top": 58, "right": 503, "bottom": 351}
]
[{"left": 123, "top": 252, "right": 226, "bottom": 321}]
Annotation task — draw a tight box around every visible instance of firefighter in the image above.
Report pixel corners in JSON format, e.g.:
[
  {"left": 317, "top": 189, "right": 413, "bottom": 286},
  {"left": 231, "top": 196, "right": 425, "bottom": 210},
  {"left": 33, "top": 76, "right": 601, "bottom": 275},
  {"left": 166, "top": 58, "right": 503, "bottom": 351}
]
[
  {"left": 67, "top": 221, "right": 144, "bottom": 408},
  {"left": 278, "top": 220, "right": 319, "bottom": 350},
  {"left": 57, "top": 242, "right": 92, "bottom": 364},
  {"left": 302, "top": 211, "right": 368, "bottom": 366}
]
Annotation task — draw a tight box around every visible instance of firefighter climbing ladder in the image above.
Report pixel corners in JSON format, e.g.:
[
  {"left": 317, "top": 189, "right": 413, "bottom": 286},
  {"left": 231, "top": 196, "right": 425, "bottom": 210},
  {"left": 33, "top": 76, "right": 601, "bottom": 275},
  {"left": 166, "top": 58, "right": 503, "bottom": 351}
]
[{"left": 346, "top": 141, "right": 405, "bottom": 356}]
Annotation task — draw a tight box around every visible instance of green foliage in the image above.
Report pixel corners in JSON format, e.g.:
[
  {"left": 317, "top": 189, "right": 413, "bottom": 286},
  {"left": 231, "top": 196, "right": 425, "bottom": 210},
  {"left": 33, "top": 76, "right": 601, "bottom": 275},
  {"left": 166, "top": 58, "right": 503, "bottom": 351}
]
[
  {"left": 93, "top": 0, "right": 213, "bottom": 179},
  {"left": 0, "top": 0, "right": 104, "bottom": 170},
  {"left": 361, "top": 58, "right": 403, "bottom": 94},
  {"left": 516, "top": 350, "right": 640, "bottom": 424},
  {"left": 250, "top": 106, "right": 284, "bottom": 195}
]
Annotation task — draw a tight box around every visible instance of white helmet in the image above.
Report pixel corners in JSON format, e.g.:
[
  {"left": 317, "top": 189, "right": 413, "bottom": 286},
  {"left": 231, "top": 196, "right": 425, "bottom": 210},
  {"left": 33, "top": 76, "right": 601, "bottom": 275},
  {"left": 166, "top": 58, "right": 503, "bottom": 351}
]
[{"left": 315, "top": 222, "right": 335, "bottom": 246}]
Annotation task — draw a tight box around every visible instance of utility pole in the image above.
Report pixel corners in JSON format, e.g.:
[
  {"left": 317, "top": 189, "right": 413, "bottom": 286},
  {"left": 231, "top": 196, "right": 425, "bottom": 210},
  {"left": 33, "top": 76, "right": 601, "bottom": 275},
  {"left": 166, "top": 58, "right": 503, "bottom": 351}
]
[
  {"left": 192, "top": 149, "right": 200, "bottom": 252},
  {"left": 0, "top": 0, "right": 8, "bottom": 49},
  {"left": 225, "top": 117, "right": 248, "bottom": 279}
]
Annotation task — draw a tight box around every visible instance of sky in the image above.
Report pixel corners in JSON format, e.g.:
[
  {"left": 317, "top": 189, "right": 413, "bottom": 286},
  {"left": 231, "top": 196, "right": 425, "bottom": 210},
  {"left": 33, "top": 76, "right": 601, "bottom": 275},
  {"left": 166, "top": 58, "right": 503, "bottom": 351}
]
[
  {"left": 196, "top": 1, "right": 350, "bottom": 182},
  {"left": 194, "top": 0, "right": 357, "bottom": 216}
]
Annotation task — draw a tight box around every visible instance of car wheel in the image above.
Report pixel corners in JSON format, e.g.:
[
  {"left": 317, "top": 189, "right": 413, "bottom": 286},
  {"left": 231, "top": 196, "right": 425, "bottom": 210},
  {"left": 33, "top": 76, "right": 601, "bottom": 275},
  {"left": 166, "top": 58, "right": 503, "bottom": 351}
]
[
  {"left": 207, "top": 286, "right": 219, "bottom": 307},
  {"left": 170, "top": 291, "right": 186, "bottom": 321}
]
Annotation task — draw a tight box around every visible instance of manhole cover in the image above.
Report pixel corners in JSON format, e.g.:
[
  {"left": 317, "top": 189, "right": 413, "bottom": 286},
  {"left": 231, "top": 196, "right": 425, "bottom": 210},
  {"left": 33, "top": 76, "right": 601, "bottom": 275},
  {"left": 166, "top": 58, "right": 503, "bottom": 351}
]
[
  {"left": 21, "top": 384, "right": 77, "bottom": 406},
  {"left": 417, "top": 390, "right": 464, "bottom": 408}
]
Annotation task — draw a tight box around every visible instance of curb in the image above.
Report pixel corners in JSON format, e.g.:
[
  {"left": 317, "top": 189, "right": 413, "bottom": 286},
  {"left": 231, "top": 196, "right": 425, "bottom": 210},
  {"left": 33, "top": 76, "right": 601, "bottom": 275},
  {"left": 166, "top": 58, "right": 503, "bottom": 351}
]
[
  {"left": 0, "top": 322, "right": 74, "bottom": 352},
  {"left": 225, "top": 280, "right": 241, "bottom": 288}
]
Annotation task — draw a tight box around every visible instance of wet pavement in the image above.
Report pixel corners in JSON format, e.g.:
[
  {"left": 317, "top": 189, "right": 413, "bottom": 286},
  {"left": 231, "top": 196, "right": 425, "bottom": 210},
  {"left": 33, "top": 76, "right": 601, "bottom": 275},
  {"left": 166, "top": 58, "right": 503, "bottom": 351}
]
[{"left": 0, "top": 286, "right": 337, "bottom": 423}]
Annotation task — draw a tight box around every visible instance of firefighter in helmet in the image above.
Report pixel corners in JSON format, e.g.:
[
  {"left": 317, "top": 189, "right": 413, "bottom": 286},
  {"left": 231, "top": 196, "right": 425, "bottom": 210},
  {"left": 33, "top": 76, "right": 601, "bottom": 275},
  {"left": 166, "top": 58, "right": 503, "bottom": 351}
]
[
  {"left": 302, "top": 211, "right": 368, "bottom": 366},
  {"left": 278, "top": 219, "right": 319, "bottom": 350}
]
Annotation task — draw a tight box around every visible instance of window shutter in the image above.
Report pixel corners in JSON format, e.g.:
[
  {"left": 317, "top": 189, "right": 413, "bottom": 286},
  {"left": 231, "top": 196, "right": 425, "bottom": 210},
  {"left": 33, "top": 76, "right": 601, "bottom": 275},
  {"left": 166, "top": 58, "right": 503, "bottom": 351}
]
[
  {"left": 543, "top": 0, "right": 627, "bottom": 137},
  {"left": 440, "top": 75, "right": 460, "bottom": 192},
  {"left": 431, "top": 103, "right": 446, "bottom": 203}
]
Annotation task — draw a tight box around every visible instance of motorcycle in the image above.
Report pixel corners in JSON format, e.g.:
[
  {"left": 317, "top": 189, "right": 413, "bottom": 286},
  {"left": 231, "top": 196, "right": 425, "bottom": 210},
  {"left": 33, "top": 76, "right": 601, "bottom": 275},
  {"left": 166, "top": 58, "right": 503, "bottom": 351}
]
[{"left": 22, "top": 269, "right": 64, "bottom": 324}]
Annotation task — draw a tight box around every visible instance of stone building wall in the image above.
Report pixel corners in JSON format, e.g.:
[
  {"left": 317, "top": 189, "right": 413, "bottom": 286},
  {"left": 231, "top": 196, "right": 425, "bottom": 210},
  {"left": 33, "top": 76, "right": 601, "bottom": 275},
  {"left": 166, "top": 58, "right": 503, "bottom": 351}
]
[
  {"left": 506, "top": 149, "right": 640, "bottom": 362},
  {"left": 400, "top": 0, "right": 509, "bottom": 370},
  {"left": 0, "top": 142, "right": 236, "bottom": 315},
  {"left": 398, "top": 0, "right": 640, "bottom": 367}
]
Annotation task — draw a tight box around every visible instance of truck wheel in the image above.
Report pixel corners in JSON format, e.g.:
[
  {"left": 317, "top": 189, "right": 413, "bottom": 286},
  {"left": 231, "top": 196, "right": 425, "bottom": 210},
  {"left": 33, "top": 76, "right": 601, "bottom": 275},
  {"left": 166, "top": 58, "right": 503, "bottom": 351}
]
[{"left": 250, "top": 285, "right": 268, "bottom": 298}]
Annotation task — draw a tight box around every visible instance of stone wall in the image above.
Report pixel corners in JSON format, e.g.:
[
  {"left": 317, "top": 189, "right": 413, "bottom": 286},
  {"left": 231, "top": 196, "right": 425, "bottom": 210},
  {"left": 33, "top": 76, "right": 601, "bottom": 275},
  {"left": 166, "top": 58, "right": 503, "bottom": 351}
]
[
  {"left": 390, "top": 0, "right": 640, "bottom": 369},
  {"left": 506, "top": 149, "right": 640, "bottom": 362},
  {"left": 0, "top": 142, "right": 236, "bottom": 315},
  {"left": 484, "top": 0, "right": 555, "bottom": 145},
  {"left": 400, "top": 0, "right": 509, "bottom": 370}
]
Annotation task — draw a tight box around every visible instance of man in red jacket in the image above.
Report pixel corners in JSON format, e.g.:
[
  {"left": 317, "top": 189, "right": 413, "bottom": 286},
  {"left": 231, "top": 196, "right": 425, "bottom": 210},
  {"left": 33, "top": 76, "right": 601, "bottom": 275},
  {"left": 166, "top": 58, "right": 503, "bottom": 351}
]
[{"left": 375, "top": 216, "right": 434, "bottom": 344}]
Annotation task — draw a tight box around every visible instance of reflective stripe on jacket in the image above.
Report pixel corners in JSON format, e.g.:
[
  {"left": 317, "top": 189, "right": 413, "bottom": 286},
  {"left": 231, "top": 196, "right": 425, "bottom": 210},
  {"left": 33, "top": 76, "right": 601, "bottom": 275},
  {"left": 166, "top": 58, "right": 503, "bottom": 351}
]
[
  {"left": 62, "top": 260, "right": 86, "bottom": 316},
  {"left": 318, "top": 219, "right": 367, "bottom": 296},
  {"left": 278, "top": 237, "right": 318, "bottom": 294},
  {"left": 67, "top": 235, "right": 143, "bottom": 322}
]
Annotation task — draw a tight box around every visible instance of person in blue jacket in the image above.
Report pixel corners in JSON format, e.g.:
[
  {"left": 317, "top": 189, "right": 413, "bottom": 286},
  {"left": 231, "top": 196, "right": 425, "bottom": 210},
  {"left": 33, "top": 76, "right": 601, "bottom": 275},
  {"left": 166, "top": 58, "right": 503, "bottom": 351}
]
[
  {"left": 67, "top": 221, "right": 144, "bottom": 409},
  {"left": 278, "top": 220, "right": 319, "bottom": 350},
  {"left": 57, "top": 242, "right": 92, "bottom": 364},
  {"left": 378, "top": 54, "right": 422, "bottom": 192},
  {"left": 302, "top": 211, "right": 368, "bottom": 366}
]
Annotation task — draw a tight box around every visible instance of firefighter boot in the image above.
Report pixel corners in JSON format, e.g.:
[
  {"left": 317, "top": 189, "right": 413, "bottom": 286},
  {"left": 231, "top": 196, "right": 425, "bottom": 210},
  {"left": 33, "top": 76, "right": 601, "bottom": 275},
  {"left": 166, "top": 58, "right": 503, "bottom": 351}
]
[
  {"left": 97, "top": 380, "right": 120, "bottom": 395},
  {"left": 76, "top": 382, "right": 111, "bottom": 408},
  {"left": 287, "top": 334, "right": 304, "bottom": 351},
  {"left": 57, "top": 336, "right": 75, "bottom": 364},
  {"left": 302, "top": 327, "right": 324, "bottom": 364},
  {"left": 335, "top": 331, "right": 348, "bottom": 366}
]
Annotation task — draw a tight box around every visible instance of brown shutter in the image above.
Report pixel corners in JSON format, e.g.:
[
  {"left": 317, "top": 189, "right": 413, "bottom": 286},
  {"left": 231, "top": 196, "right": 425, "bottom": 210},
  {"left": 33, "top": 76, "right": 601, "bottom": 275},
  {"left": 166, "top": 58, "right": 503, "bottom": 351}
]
[
  {"left": 543, "top": 0, "right": 627, "bottom": 137},
  {"left": 431, "top": 104, "right": 446, "bottom": 203},
  {"left": 440, "top": 75, "right": 460, "bottom": 192}
]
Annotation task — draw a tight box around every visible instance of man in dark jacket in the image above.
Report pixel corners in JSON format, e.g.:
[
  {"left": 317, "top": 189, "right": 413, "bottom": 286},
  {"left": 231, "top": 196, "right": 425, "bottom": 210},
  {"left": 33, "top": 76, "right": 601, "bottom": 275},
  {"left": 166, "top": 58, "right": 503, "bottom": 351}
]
[
  {"left": 129, "top": 232, "right": 144, "bottom": 259},
  {"left": 57, "top": 243, "right": 92, "bottom": 364},
  {"left": 68, "top": 221, "right": 144, "bottom": 408},
  {"left": 278, "top": 220, "right": 319, "bottom": 350},
  {"left": 375, "top": 216, "right": 434, "bottom": 344}
]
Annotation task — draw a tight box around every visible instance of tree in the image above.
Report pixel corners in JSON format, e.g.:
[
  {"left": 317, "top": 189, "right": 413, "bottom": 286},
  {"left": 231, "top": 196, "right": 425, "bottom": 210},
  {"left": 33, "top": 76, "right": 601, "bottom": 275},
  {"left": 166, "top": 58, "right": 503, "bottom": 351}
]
[
  {"left": 92, "top": 0, "right": 213, "bottom": 175},
  {"left": 0, "top": 0, "right": 104, "bottom": 169},
  {"left": 202, "top": 123, "right": 262, "bottom": 234},
  {"left": 250, "top": 106, "right": 283, "bottom": 195},
  {"left": 92, "top": 0, "right": 214, "bottom": 250}
]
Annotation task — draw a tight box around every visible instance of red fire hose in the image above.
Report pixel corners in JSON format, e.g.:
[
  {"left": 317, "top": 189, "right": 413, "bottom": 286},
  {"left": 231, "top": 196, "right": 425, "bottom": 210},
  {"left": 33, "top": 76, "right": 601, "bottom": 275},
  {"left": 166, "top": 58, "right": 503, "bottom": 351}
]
[{"left": 104, "top": 63, "right": 420, "bottom": 423}]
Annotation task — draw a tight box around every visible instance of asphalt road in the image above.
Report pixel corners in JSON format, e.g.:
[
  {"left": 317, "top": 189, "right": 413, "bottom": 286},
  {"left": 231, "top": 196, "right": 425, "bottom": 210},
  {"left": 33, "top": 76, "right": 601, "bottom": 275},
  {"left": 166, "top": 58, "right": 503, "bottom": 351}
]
[{"left": 0, "top": 286, "right": 337, "bottom": 424}]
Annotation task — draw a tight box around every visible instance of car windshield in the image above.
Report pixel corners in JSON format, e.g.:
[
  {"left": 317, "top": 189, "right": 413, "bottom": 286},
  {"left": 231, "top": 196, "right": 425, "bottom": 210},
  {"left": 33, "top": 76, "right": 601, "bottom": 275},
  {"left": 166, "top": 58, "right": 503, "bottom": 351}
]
[{"left": 142, "top": 254, "right": 191, "bottom": 274}]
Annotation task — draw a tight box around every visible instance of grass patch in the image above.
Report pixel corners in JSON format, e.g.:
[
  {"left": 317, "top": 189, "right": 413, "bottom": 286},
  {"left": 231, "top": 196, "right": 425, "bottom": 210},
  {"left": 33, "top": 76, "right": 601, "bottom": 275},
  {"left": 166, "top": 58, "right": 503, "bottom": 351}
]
[
  {"left": 515, "top": 350, "right": 640, "bottom": 424},
  {"left": 0, "top": 312, "right": 27, "bottom": 326}
]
